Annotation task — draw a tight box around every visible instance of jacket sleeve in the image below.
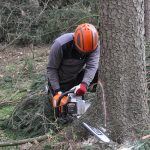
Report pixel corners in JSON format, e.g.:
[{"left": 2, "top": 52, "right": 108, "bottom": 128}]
[
  {"left": 47, "top": 40, "right": 63, "bottom": 91},
  {"left": 82, "top": 44, "right": 100, "bottom": 86}
]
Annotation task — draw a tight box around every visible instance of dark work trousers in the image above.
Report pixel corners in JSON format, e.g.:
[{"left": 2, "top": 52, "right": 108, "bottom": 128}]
[{"left": 48, "top": 70, "right": 98, "bottom": 95}]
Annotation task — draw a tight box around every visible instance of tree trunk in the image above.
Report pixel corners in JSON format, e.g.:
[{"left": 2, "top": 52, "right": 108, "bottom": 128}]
[
  {"left": 99, "top": 0, "right": 150, "bottom": 143},
  {"left": 144, "top": 0, "right": 150, "bottom": 42}
]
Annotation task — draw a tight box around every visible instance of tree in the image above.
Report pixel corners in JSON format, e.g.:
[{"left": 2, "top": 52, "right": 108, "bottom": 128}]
[
  {"left": 98, "top": 0, "right": 150, "bottom": 143},
  {"left": 64, "top": 1, "right": 150, "bottom": 144},
  {"left": 144, "top": 0, "right": 150, "bottom": 42}
]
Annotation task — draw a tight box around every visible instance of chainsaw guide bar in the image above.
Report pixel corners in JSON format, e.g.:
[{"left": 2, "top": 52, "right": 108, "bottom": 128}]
[{"left": 82, "top": 122, "right": 111, "bottom": 143}]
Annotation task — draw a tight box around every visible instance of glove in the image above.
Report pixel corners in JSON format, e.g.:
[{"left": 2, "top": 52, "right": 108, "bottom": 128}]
[
  {"left": 74, "top": 83, "right": 87, "bottom": 96},
  {"left": 52, "top": 91, "right": 62, "bottom": 108},
  {"left": 52, "top": 91, "right": 69, "bottom": 108}
]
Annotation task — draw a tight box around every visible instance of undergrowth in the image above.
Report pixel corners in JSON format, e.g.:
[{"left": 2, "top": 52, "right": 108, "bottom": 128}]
[
  {"left": 0, "top": 43, "right": 149, "bottom": 149},
  {"left": 0, "top": 56, "right": 48, "bottom": 140}
]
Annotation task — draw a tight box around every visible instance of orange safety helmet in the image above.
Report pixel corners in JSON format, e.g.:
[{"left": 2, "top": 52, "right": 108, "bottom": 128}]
[{"left": 74, "top": 23, "right": 99, "bottom": 53}]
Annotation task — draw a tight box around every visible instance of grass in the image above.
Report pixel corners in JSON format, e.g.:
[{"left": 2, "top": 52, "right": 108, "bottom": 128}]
[
  {"left": 0, "top": 75, "right": 28, "bottom": 103},
  {"left": 0, "top": 56, "right": 45, "bottom": 101},
  {"left": 0, "top": 106, "right": 14, "bottom": 120},
  {"left": 0, "top": 146, "right": 19, "bottom": 150}
]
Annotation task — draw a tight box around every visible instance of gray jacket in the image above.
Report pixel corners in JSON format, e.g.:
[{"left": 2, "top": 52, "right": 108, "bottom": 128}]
[{"left": 47, "top": 33, "right": 100, "bottom": 91}]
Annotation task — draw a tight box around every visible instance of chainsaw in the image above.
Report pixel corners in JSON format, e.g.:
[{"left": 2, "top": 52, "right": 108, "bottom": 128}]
[
  {"left": 50, "top": 88, "right": 111, "bottom": 143},
  {"left": 52, "top": 89, "right": 91, "bottom": 123}
]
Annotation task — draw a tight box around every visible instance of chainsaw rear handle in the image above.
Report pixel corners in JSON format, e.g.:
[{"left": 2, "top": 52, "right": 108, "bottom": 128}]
[{"left": 57, "top": 88, "right": 75, "bottom": 106}]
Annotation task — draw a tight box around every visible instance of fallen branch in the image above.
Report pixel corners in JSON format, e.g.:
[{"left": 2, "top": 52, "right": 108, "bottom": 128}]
[
  {"left": 0, "top": 134, "right": 51, "bottom": 147},
  {"left": 0, "top": 100, "right": 16, "bottom": 107},
  {"left": 142, "top": 135, "right": 150, "bottom": 140}
]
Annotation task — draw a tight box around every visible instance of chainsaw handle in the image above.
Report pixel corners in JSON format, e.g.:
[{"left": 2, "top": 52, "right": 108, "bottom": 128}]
[{"left": 57, "top": 88, "right": 75, "bottom": 106}]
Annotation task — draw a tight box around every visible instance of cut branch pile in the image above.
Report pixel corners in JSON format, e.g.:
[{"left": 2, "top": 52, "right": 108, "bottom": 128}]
[{"left": 2, "top": 93, "right": 59, "bottom": 138}]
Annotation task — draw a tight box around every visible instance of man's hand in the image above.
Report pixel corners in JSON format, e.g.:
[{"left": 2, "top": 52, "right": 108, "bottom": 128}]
[{"left": 74, "top": 83, "right": 87, "bottom": 96}]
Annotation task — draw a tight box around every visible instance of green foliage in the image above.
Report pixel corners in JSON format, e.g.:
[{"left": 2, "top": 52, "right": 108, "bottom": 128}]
[
  {"left": 2, "top": 93, "right": 59, "bottom": 139},
  {"left": 0, "top": 146, "right": 19, "bottom": 150},
  {"left": 44, "top": 144, "right": 53, "bottom": 150},
  {"left": 20, "top": 57, "right": 36, "bottom": 78},
  {"left": 30, "top": 73, "right": 46, "bottom": 91},
  {"left": 0, "top": 54, "right": 54, "bottom": 139},
  {"left": 0, "top": 106, "right": 14, "bottom": 120},
  {"left": 0, "top": 76, "right": 13, "bottom": 90},
  {"left": 0, "top": 57, "right": 36, "bottom": 102},
  {"left": 0, "top": 0, "right": 99, "bottom": 46}
]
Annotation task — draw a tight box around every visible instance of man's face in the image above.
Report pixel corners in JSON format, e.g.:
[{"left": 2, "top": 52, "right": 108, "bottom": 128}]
[{"left": 74, "top": 44, "right": 92, "bottom": 56}]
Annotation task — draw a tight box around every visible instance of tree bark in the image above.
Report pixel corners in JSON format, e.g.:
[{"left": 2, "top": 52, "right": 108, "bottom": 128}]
[
  {"left": 144, "top": 0, "right": 150, "bottom": 42},
  {"left": 99, "top": 0, "right": 150, "bottom": 143}
]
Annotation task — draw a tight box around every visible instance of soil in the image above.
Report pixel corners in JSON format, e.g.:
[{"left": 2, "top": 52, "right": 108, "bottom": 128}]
[
  {"left": 0, "top": 44, "right": 49, "bottom": 66},
  {"left": 0, "top": 44, "right": 49, "bottom": 79}
]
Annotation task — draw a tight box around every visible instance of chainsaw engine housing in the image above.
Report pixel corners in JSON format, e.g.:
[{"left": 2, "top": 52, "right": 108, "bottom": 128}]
[{"left": 55, "top": 93, "right": 89, "bottom": 120}]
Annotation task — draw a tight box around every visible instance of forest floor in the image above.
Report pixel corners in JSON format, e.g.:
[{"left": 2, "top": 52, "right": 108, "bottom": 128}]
[
  {"left": 0, "top": 45, "right": 150, "bottom": 150},
  {"left": 0, "top": 45, "right": 103, "bottom": 150},
  {"left": 0, "top": 45, "right": 50, "bottom": 150}
]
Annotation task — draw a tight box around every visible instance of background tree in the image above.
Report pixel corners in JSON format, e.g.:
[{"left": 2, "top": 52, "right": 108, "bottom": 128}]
[
  {"left": 99, "top": 0, "right": 150, "bottom": 143},
  {"left": 0, "top": 0, "right": 99, "bottom": 47},
  {"left": 144, "top": 0, "right": 150, "bottom": 42}
]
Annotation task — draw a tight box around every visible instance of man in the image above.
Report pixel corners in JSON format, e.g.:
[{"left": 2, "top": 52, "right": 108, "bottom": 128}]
[{"left": 47, "top": 23, "right": 100, "bottom": 101}]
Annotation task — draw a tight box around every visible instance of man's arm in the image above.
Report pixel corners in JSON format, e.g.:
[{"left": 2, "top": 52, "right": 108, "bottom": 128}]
[
  {"left": 82, "top": 44, "right": 100, "bottom": 86},
  {"left": 47, "top": 40, "right": 63, "bottom": 92}
]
